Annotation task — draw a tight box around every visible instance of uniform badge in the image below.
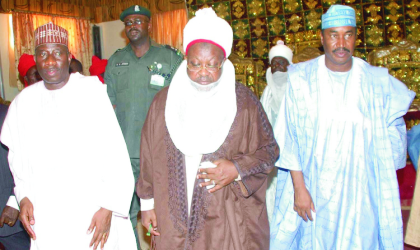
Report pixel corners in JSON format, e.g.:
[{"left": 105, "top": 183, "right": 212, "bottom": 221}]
[
  {"left": 151, "top": 74, "right": 165, "bottom": 87},
  {"left": 116, "top": 62, "right": 129, "bottom": 67},
  {"left": 148, "top": 62, "right": 171, "bottom": 81},
  {"left": 135, "top": 5, "right": 140, "bottom": 11}
]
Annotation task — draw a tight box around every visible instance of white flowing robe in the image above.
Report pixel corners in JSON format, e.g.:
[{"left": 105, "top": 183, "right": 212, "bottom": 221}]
[
  {"left": 270, "top": 56, "right": 415, "bottom": 250},
  {"left": 1, "top": 73, "right": 136, "bottom": 250},
  {"left": 260, "top": 68, "right": 288, "bottom": 223}
]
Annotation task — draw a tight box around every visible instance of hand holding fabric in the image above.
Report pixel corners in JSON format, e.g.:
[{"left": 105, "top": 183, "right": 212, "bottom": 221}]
[
  {"left": 197, "top": 159, "right": 239, "bottom": 193},
  {"left": 0, "top": 205, "right": 19, "bottom": 227},
  {"left": 19, "top": 197, "right": 36, "bottom": 239},
  {"left": 141, "top": 209, "right": 160, "bottom": 236},
  {"left": 87, "top": 207, "right": 112, "bottom": 250}
]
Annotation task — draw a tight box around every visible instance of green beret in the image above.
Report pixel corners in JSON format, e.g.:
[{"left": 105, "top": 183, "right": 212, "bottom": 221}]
[{"left": 120, "top": 5, "right": 151, "bottom": 21}]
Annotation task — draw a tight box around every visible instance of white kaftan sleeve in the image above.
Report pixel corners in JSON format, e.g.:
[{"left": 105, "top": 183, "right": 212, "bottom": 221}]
[
  {"left": 386, "top": 76, "right": 416, "bottom": 170},
  {"left": 6, "top": 196, "right": 19, "bottom": 210},
  {"left": 273, "top": 97, "right": 286, "bottom": 166},
  {"left": 260, "top": 86, "right": 273, "bottom": 124},
  {"left": 278, "top": 80, "right": 302, "bottom": 171},
  {"left": 89, "top": 82, "right": 134, "bottom": 217},
  {"left": 140, "top": 198, "right": 155, "bottom": 211},
  {"left": 0, "top": 101, "right": 33, "bottom": 204}
]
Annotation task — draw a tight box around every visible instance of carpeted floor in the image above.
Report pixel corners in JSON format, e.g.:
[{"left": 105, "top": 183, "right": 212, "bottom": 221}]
[{"left": 398, "top": 163, "right": 417, "bottom": 203}]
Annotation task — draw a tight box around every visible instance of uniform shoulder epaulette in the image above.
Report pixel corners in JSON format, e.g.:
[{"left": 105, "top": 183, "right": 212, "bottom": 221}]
[
  {"left": 109, "top": 47, "right": 127, "bottom": 62},
  {"left": 115, "top": 46, "right": 128, "bottom": 53},
  {"left": 164, "top": 44, "right": 182, "bottom": 56}
]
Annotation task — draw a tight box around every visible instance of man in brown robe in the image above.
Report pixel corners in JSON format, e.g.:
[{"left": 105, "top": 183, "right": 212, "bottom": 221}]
[{"left": 136, "top": 8, "right": 279, "bottom": 250}]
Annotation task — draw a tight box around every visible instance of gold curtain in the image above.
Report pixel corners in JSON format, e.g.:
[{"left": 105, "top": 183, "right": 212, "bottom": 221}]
[
  {"left": 151, "top": 8, "right": 187, "bottom": 52},
  {"left": 1, "top": 0, "right": 186, "bottom": 23},
  {"left": 12, "top": 12, "right": 93, "bottom": 90}
]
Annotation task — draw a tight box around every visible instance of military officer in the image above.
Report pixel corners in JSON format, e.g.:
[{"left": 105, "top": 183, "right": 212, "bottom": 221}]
[{"left": 105, "top": 5, "right": 183, "bottom": 249}]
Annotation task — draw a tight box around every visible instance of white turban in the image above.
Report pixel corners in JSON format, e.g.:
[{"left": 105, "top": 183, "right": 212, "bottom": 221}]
[
  {"left": 183, "top": 8, "right": 233, "bottom": 58},
  {"left": 268, "top": 40, "right": 293, "bottom": 64}
]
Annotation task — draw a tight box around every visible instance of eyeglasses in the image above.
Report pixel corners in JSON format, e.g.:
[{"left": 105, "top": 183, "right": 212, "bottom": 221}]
[
  {"left": 124, "top": 19, "right": 149, "bottom": 26},
  {"left": 186, "top": 62, "right": 224, "bottom": 73}
]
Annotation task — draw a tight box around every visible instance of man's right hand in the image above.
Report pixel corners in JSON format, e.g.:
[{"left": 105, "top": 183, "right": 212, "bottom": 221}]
[
  {"left": 141, "top": 209, "right": 160, "bottom": 236},
  {"left": 290, "top": 170, "right": 315, "bottom": 222},
  {"left": 293, "top": 186, "right": 315, "bottom": 222},
  {"left": 19, "top": 197, "right": 36, "bottom": 239}
]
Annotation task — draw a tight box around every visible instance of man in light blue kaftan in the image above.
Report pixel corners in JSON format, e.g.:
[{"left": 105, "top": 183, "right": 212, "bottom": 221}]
[{"left": 270, "top": 5, "right": 416, "bottom": 250}]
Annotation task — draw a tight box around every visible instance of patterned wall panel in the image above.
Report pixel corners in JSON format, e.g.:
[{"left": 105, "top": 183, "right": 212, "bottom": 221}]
[{"left": 187, "top": 0, "right": 420, "bottom": 96}]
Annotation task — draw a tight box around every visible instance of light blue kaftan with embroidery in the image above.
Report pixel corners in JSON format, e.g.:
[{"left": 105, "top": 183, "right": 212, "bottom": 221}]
[{"left": 270, "top": 55, "right": 415, "bottom": 250}]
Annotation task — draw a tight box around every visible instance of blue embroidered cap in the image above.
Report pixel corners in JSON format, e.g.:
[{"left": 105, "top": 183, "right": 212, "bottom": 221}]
[{"left": 322, "top": 5, "right": 356, "bottom": 29}]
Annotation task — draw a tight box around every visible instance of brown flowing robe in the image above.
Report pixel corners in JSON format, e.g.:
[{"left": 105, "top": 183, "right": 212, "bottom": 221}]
[{"left": 137, "top": 82, "right": 279, "bottom": 250}]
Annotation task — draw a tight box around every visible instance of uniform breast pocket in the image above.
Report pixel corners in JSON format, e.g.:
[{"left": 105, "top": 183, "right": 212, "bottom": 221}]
[
  {"left": 112, "top": 68, "right": 129, "bottom": 92},
  {"left": 148, "top": 63, "right": 170, "bottom": 91}
]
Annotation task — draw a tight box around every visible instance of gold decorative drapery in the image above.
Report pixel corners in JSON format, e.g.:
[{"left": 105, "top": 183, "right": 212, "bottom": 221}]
[
  {"left": 367, "top": 39, "right": 420, "bottom": 108},
  {"left": 2, "top": 0, "right": 92, "bottom": 20},
  {"left": 1, "top": 0, "right": 187, "bottom": 23},
  {"left": 151, "top": 8, "right": 187, "bottom": 52},
  {"left": 230, "top": 53, "right": 266, "bottom": 97},
  {"left": 187, "top": 0, "right": 420, "bottom": 97},
  {"left": 12, "top": 11, "right": 93, "bottom": 90},
  {"left": 93, "top": 0, "right": 187, "bottom": 23}
]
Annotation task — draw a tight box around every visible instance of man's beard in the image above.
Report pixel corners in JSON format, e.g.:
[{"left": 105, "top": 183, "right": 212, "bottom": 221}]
[
  {"left": 189, "top": 78, "right": 222, "bottom": 92},
  {"left": 188, "top": 69, "right": 223, "bottom": 95}
]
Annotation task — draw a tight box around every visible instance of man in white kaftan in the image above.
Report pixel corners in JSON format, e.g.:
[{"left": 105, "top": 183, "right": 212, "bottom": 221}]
[
  {"left": 0, "top": 23, "right": 136, "bottom": 250},
  {"left": 270, "top": 5, "right": 415, "bottom": 249},
  {"left": 260, "top": 40, "right": 293, "bottom": 223}
]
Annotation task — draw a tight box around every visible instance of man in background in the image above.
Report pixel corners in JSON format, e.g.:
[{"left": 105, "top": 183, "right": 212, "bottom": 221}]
[
  {"left": 0, "top": 103, "right": 30, "bottom": 250},
  {"left": 105, "top": 5, "right": 183, "bottom": 248},
  {"left": 260, "top": 40, "right": 293, "bottom": 223},
  {"left": 18, "top": 54, "right": 41, "bottom": 87},
  {"left": 69, "top": 58, "right": 83, "bottom": 74}
]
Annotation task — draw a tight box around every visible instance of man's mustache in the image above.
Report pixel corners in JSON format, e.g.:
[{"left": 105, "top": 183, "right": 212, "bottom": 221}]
[
  {"left": 129, "top": 28, "right": 140, "bottom": 33},
  {"left": 197, "top": 77, "right": 212, "bottom": 82},
  {"left": 333, "top": 47, "right": 350, "bottom": 53}
]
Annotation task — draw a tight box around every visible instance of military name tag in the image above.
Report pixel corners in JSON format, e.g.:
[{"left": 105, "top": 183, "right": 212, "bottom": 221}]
[
  {"left": 115, "top": 62, "right": 129, "bottom": 67},
  {"left": 151, "top": 74, "right": 165, "bottom": 87}
]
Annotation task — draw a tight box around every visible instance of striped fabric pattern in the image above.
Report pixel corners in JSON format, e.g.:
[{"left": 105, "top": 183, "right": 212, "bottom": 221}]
[{"left": 34, "top": 22, "right": 68, "bottom": 48}]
